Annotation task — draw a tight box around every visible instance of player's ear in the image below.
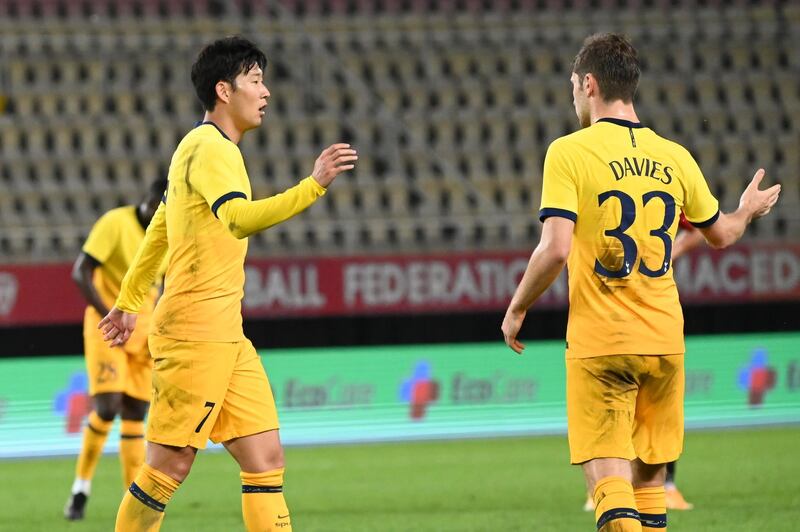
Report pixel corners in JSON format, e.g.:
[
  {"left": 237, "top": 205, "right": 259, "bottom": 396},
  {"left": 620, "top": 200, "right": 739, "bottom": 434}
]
[
  {"left": 582, "top": 74, "right": 592, "bottom": 94},
  {"left": 215, "top": 80, "right": 232, "bottom": 104}
]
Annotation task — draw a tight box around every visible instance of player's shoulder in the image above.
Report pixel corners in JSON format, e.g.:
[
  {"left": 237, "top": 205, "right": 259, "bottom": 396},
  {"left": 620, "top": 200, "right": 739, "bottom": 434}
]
[
  {"left": 180, "top": 124, "right": 238, "bottom": 156},
  {"left": 97, "top": 205, "right": 135, "bottom": 225},
  {"left": 643, "top": 128, "right": 696, "bottom": 162}
]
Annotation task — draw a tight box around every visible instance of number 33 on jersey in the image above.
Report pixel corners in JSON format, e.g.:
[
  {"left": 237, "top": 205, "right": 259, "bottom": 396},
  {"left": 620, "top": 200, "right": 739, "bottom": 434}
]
[{"left": 539, "top": 118, "right": 720, "bottom": 358}]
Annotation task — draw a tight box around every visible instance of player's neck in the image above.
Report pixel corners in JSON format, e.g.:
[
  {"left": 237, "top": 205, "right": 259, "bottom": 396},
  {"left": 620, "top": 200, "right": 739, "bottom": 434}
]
[
  {"left": 201, "top": 111, "right": 243, "bottom": 144},
  {"left": 590, "top": 101, "right": 640, "bottom": 125}
]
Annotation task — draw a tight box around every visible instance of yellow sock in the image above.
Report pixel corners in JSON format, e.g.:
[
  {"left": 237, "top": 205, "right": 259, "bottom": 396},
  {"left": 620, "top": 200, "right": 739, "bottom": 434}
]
[
  {"left": 119, "top": 420, "right": 146, "bottom": 489},
  {"left": 75, "top": 411, "right": 113, "bottom": 482},
  {"left": 635, "top": 486, "right": 667, "bottom": 531},
  {"left": 594, "top": 476, "right": 642, "bottom": 531},
  {"left": 115, "top": 464, "right": 180, "bottom": 532},
  {"left": 241, "top": 468, "right": 291, "bottom": 532}
]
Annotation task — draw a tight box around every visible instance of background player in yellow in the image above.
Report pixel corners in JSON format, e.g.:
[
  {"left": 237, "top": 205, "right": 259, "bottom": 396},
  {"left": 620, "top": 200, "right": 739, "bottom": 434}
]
[
  {"left": 502, "top": 33, "right": 780, "bottom": 531},
  {"left": 98, "top": 37, "right": 356, "bottom": 532},
  {"left": 64, "top": 178, "right": 167, "bottom": 520}
]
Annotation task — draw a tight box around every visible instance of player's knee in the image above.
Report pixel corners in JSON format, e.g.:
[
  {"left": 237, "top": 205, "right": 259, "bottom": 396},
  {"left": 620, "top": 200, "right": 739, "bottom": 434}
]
[
  {"left": 94, "top": 394, "right": 122, "bottom": 421},
  {"left": 120, "top": 396, "right": 148, "bottom": 421}
]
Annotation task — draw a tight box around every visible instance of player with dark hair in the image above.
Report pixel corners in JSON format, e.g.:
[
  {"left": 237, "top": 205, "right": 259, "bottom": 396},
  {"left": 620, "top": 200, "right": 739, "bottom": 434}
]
[
  {"left": 100, "top": 36, "right": 356, "bottom": 531},
  {"left": 64, "top": 178, "right": 167, "bottom": 520},
  {"left": 503, "top": 33, "right": 780, "bottom": 531}
]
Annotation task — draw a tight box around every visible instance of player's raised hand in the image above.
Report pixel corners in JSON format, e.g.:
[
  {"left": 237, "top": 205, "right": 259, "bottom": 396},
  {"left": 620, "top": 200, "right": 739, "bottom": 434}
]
[
  {"left": 311, "top": 143, "right": 358, "bottom": 188},
  {"left": 98, "top": 306, "right": 138, "bottom": 347},
  {"left": 740, "top": 168, "right": 781, "bottom": 220},
  {"left": 501, "top": 308, "right": 527, "bottom": 355}
]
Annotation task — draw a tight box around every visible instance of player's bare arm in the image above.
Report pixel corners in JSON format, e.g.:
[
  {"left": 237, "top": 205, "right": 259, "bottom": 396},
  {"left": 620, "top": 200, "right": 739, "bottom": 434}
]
[
  {"left": 72, "top": 253, "right": 110, "bottom": 317},
  {"left": 502, "top": 217, "right": 574, "bottom": 354},
  {"left": 671, "top": 228, "right": 705, "bottom": 260},
  {"left": 699, "top": 168, "right": 781, "bottom": 248}
]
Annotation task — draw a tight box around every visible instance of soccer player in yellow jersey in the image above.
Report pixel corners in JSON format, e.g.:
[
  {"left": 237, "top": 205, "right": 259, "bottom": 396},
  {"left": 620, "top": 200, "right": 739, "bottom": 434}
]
[
  {"left": 502, "top": 34, "right": 780, "bottom": 531},
  {"left": 98, "top": 37, "right": 356, "bottom": 532},
  {"left": 64, "top": 178, "right": 167, "bottom": 520}
]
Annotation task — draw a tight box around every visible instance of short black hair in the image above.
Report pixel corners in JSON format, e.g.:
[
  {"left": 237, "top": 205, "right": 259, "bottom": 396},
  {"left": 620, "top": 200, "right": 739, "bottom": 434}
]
[
  {"left": 572, "top": 33, "right": 640, "bottom": 103},
  {"left": 191, "top": 36, "right": 268, "bottom": 111},
  {"left": 148, "top": 178, "right": 168, "bottom": 201}
]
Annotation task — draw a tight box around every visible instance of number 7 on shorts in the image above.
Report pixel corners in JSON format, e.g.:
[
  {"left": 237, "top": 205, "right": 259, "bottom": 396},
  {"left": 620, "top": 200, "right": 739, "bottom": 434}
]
[{"left": 195, "top": 401, "right": 216, "bottom": 433}]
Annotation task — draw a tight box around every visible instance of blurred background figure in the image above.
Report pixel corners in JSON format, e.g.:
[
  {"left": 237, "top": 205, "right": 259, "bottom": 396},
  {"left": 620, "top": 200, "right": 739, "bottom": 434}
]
[{"left": 65, "top": 178, "right": 166, "bottom": 520}]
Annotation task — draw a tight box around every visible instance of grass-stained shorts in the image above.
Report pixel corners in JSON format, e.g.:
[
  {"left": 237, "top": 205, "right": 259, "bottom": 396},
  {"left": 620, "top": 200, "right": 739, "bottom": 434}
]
[
  {"left": 146, "top": 335, "right": 279, "bottom": 449},
  {"left": 566, "top": 354, "right": 684, "bottom": 465}
]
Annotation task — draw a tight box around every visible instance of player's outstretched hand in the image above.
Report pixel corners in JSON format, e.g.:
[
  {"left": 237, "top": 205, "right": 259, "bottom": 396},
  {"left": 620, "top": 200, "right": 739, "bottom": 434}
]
[
  {"left": 98, "top": 306, "right": 137, "bottom": 347},
  {"left": 501, "top": 308, "right": 527, "bottom": 355},
  {"left": 311, "top": 143, "right": 358, "bottom": 188},
  {"left": 739, "top": 168, "right": 781, "bottom": 220}
]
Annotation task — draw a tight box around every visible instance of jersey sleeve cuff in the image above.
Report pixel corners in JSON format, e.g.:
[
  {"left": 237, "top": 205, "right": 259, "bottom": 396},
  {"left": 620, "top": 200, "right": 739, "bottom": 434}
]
[
  {"left": 688, "top": 210, "right": 720, "bottom": 228},
  {"left": 304, "top": 175, "right": 327, "bottom": 196},
  {"left": 539, "top": 208, "right": 577, "bottom": 223},
  {"left": 211, "top": 191, "right": 248, "bottom": 218}
]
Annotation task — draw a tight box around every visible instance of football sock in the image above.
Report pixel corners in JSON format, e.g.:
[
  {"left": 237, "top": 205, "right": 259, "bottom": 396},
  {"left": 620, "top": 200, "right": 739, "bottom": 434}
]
[
  {"left": 115, "top": 464, "right": 180, "bottom": 532},
  {"left": 241, "top": 468, "right": 291, "bottom": 532},
  {"left": 635, "top": 486, "right": 667, "bottom": 531},
  {"left": 594, "top": 476, "right": 642, "bottom": 531},
  {"left": 119, "top": 419, "right": 146, "bottom": 488},
  {"left": 75, "top": 411, "right": 113, "bottom": 486}
]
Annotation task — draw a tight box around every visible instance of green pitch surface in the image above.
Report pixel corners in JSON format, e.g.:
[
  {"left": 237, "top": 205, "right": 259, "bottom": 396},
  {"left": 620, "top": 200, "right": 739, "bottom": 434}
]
[{"left": 6, "top": 426, "right": 799, "bottom": 532}]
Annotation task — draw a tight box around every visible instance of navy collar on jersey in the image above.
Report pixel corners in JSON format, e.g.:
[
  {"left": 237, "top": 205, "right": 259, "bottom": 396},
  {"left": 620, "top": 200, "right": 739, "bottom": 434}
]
[
  {"left": 194, "top": 120, "right": 232, "bottom": 141},
  {"left": 596, "top": 117, "right": 645, "bottom": 129}
]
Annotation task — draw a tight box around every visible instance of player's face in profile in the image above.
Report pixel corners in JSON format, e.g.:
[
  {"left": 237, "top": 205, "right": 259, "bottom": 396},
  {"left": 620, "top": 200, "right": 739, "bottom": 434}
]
[
  {"left": 571, "top": 72, "right": 591, "bottom": 128},
  {"left": 229, "top": 65, "right": 270, "bottom": 131}
]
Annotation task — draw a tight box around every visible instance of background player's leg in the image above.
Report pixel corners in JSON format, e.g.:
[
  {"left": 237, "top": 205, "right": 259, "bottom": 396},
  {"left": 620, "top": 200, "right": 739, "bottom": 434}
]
[
  {"left": 120, "top": 395, "right": 149, "bottom": 488},
  {"left": 115, "top": 442, "right": 196, "bottom": 532},
  {"left": 583, "top": 458, "right": 642, "bottom": 532},
  {"left": 225, "top": 430, "right": 291, "bottom": 532},
  {"left": 664, "top": 460, "right": 693, "bottom": 510},
  {"left": 632, "top": 459, "right": 667, "bottom": 531},
  {"left": 66, "top": 392, "right": 122, "bottom": 520}
]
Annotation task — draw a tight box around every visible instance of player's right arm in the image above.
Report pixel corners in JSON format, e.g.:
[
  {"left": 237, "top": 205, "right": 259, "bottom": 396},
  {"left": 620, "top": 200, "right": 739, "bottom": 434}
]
[
  {"left": 99, "top": 200, "right": 168, "bottom": 346},
  {"left": 697, "top": 168, "right": 781, "bottom": 248},
  {"left": 213, "top": 144, "right": 357, "bottom": 238},
  {"left": 71, "top": 253, "right": 110, "bottom": 317}
]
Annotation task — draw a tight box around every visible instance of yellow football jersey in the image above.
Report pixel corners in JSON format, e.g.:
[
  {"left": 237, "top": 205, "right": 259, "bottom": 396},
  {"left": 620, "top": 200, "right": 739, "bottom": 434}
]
[
  {"left": 82, "top": 205, "right": 159, "bottom": 314},
  {"left": 540, "top": 118, "right": 719, "bottom": 358},
  {"left": 117, "top": 122, "right": 325, "bottom": 343}
]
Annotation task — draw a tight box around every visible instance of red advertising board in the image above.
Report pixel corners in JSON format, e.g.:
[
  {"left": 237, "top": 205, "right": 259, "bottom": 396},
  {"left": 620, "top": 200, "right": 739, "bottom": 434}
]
[{"left": 1, "top": 243, "right": 798, "bottom": 326}]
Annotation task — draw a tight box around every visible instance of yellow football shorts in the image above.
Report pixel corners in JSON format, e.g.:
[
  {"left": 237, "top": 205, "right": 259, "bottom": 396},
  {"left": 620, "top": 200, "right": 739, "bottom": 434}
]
[
  {"left": 83, "top": 307, "right": 152, "bottom": 401},
  {"left": 566, "top": 354, "right": 684, "bottom": 465},
  {"left": 146, "top": 335, "right": 279, "bottom": 449}
]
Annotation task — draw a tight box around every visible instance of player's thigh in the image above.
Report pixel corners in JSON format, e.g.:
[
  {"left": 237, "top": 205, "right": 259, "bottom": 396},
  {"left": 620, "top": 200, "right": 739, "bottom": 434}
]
[
  {"left": 123, "top": 347, "right": 153, "bottom": 403},
  {"left": 632, "top": 354, "right": 684, "bottom": 465},
  {"left": 566, "top": 355, "right": 640, "bottom": 464},
  {"left": 210, "top": 340, "right": 279, "bottom": 445},
  {"left": 147, "top": 335, "right": 238, "bottom": 449},
  {"left": 84, "top": 313, "right": 128, "bottom": 396}
]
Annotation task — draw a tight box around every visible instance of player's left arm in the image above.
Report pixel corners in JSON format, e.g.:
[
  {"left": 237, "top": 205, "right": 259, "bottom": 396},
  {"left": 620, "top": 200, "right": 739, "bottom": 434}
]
[
  {"left": 502, "top": 217, "right": 574, "bottom": 354},
  {"left": 99, "top": 200, "right": 168, "bottom": 346},
  {"left": 671, "top": 226, "right": 705, "bottom": 260}
]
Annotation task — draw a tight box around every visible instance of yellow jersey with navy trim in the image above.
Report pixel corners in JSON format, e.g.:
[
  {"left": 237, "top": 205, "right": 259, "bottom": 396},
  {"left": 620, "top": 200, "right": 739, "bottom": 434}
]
[
  {"left": 152, "top": 122, "right": 251, "bottom": 342},
  {"left": 82, "top": 205, "right": 160, "bottom": 314},
  {"left": 539, "top": 118, "right": 719, "bottom": 358}
]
